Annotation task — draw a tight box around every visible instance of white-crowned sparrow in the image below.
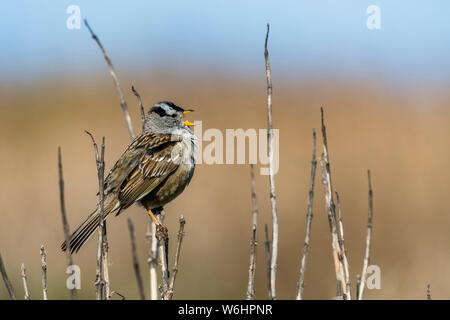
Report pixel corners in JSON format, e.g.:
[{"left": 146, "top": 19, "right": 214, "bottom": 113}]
[{"left": 62, "top": 101, "right": 197, "bottom": 253}]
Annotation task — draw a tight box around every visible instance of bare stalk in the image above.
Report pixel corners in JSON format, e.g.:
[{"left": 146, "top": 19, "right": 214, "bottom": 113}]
[
  {"left": 356, "top": 274, "right": 361, "bottom": 300},
  {"left": 427, "top": 284, "right": 431, "bottom": 300},
  {"left": 132, "top": 85, "right": 146, "bottom": 129},
  {"left": 146, "top": 216, "right": 159, "bottom": 300},
  {"left": 85, "top": 132, "right": 108, "bottom": 300},
  {"left": 358, "top": 170, "right": 374, "bottom": 300},
  {"left": 264, "top": 23, "right": 278, "bottom": 300},
  {"left": 40, "top": 245, "right": 48, "bottom": 300},
  {"left": 157, "top": 213, "right": 170, "bottom": 300},
  {"left": 127, "top": 218, "right": 146, "bottom": 300},
  {"left": 319, "top": 108, "right": 350, "bottom": 299},
  {"left": 21, "top": 263, "right": 31, "bottom": 300},
  {"left": 296, "top": 129, "right": 317, "bottom": 300},
  {"left": 335, "top": 191, "right": 351, "bottom": 298},
  {"left": 84, "top": 19, "right": 135, "bottom": 139},
  {"left": 165, "top": 216, "right": 186, "bottom": 300},
  {"left": 264, "top": 224, "right": 272, "bottom": 299},
  {"left": 103, "top": 224, "right": 110, "bottom": 300},
  {"left": 246, "top": 164, "right": 259, "bottom": 300},
  {"left": 58, "top": 147, "right": 76, "bottom": 300},
  {"left": 0, "top": 254, "right": 15, "bottom": 300}
]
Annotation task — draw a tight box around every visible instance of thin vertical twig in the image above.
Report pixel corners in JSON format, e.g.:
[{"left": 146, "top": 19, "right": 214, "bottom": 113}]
[
  {"left": 319, "top": 108, "right": 350, "bottom": 299},
  {"left": 157, "top": 213, "right": 170, "bottom": 300},
  {"left": 165, "top": 216, "right": 186, "bottom": 300},
  {"left": 146, "top": 216, "right": 159, "bottom": 300},
  {"left": 84, "top": 19, "right": 135, "bottom": 139},
  {"left": 358, "top": 170, "right": 374, "bottom": 300},
  {"left": 132, "top": 85, "right": 146, "bottom": 129},
  {"left": 21, "top": 263, "right": 30, "bottom": 300},
  {"left": 40, "top": 245, "right": 48, "bottom": 300},
  {"left": 58, "top": 147, "right": 76, "bottom": 300},
  {"left": 427, "top": 284, "right": 431, "bottom": 300},
  {"left": 246, "top": 164, "right": 259, "bottom": 300},
  {"left": 296, "top": 129, "right": 317, "bottom": 300},
  {"left": 356, "top": 274, "right": 361, "bottom": 300},
  {"left": 264, "top": 224, "right": 272, "bottom": 299},
  {"left": 0, "top": 254, "right": 16, "bottom": 300},
  {"left": 264, "top": 23, "right": 278, "bottom": 300},
  {"left": 85, "top": 132, "right": 108, "bottom": 300},
  {"left": 103, "top": 223, "right": 110, "bottom": 300},
  {"left": 335, "top": 191, "right": 351, "bottom": 299},
  {"left": 127, "top": 218, "right": 146, "bottom": 300}
]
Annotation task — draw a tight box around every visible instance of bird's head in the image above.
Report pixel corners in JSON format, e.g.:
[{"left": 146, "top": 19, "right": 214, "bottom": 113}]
[{"left": 144, "top": 101, "right": 194, "bottom": 134}]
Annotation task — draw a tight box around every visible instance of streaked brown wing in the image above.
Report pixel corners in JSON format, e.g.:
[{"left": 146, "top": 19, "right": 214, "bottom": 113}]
[
  {"left": 104, "top": 132, "right": 176, "bottom": 196},
  {"left": 116, "top": 136, "right": 181, "bottom": 209}
]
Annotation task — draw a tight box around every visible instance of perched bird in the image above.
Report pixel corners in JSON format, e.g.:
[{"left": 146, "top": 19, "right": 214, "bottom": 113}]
[{"left": 61, "top": 101, "right": 196, "bottom": 253}]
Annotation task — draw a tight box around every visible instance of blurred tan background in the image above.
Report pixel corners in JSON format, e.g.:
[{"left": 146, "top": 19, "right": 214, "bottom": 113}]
[{"left": 1, "top": 70, "right": 450, "bottom": 300}]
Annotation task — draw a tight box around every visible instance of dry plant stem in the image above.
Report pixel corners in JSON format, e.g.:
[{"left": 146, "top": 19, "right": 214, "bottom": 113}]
[
  {"left": 157, "top": 213, "right": 170, "bottom": 300},
  {"left": 358, "top": 170, "right": 374, "bottom": 300},
  {"left": 427, "top": 284, "right": 431, "bottom": 300},
  {"left": 264, "top": 23, "right": 278, "bottom": 301},
  {"left": 356, "top": 275, "right": 361, "bottom": 300},
  {"left": 58, "top": 147, "right": 76, "bottom": 300},
  {"left": 103, "top": 224, "right": 110, "bottom": 300},
  {"left": 264, "top": 224, "right": 273, "bottom": 299},
  {"left": 146, "top": 216, "right": 159, "bottom": 300},
  {"left": 110, "top": 291, "right": 126, "bottom": 300},
  {"left": 21, "top": 263, "right": 31, "bottom": 300},
  {"left": 295, "top": 129, "right": 317, "bottom": 300},
  {"left": 84, "top": 19, "right": 135, "bottom": 139},
  {"left": 0, "top": 254, "right": 15, "bottom": 300},
  {"left": 132, "top": 85, "right": 146, "bottom": 128},
  {"left": 335, "top": 191, "right": 351, "bottom": 298},
  {"left": 85, "top": 132, "right": 108, "bottom": 300},
  {"left": 127, "top": 218, "right": 146, "bottom": 300},
  {"left": 165, "top": 216, "right": 186, "bottom": 300},
  {"left": 319, "top": 108, "right": 350, "bottom": 299},
  {"left": 40, "top": 245, "right": 48, "bottom": 300},
  {"left": 246, "top": 164, "right": 259, "bottom": 300}
]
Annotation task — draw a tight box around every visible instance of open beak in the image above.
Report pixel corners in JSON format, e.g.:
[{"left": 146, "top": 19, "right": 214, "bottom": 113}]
[{"left": 183, "top": 109, "right": 194, "bottom": 127}]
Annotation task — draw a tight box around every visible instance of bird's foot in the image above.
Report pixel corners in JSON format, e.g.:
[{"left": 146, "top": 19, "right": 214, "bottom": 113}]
[{"left": 156, "top": 224, "right": 168, "bottom": 240}]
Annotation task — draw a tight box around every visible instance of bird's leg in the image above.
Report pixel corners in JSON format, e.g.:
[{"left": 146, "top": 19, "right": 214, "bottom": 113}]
[{"left": 145, "top": 207, "right": 168, "bottom": 238}]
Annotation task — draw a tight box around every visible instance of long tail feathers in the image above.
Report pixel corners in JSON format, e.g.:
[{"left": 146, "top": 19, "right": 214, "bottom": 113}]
[{"left": 61, "top": 207, "right": 112, "bottom": 254}]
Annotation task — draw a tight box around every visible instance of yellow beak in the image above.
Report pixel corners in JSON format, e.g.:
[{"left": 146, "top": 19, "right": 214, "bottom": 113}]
[{"left": 183, "top": 109, "right": 194, "bottom": 126}]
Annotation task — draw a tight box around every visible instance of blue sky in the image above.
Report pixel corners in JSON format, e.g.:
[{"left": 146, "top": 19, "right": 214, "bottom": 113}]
[{"left": 1, "top": 1, "right": 450, "bottom": 87}]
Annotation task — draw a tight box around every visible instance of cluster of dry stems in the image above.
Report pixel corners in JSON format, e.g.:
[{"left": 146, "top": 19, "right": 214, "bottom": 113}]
[
  {"left": 0, "top": 22, "right": 394, "bottom": 301},
  {"left": 245, "top": 24, "right": 376, "bottom": 300}
]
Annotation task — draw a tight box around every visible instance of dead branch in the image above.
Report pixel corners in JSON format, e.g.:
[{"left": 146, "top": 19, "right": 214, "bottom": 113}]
[
  {"left": 165, "top": 216, "right": 186, "bottom": 300},
  {"left": 335, "top": 190, "right": 351, "bottom": 298},
  {"left": 246, "top": 164, "right": 259, "bottom": 300},
  {"left": 127, "top": 218, "right": 146, "bottom": 300},
  {"left": 57, "top": 147, "right": 76, "bottom": 300},
  {"left": 157, "top": 213, "right": 170, "bottom": 300},
  {"left": 20, "top": 263, "right": 30, "bottom": 300},
  {"left": 264, "top": 23, "right": 278, "bottom": 300},
  {"left": 319, "top": 108, "right": 350, "bottom": 299},
  {"left": 84, "top": 19, "right": 135, "bottom": 139},
  {"left": 296, "top": 129, "right": 317, "bottom": 300},
  {"left": 40, "top": 245, "right": 47, "bottom": 300},
  {"left": 146, "top": 216, "right": 159, "bottom": 300},
  {"left": 131, "top": 85, "right": 146, "bottom": 129},
  {"left": 85, "top": 132, "right": 108, "bottom": 300},
  {"left": 0, "top": 254, "right": 15, "bottom": 300},
  {"left": 264, "top": 224, "right": 272, "bottom": 299},
  {"left": 358, "top": 170, "right": 374, "bottom": 300},
  {"left": 356, "top": 274, "right": 361, "bottom": 300}
]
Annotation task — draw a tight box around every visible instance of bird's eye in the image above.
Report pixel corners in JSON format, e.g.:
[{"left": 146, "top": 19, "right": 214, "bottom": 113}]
[{"left": 171, "top": 114, "right": 177, "bottom": 118}]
